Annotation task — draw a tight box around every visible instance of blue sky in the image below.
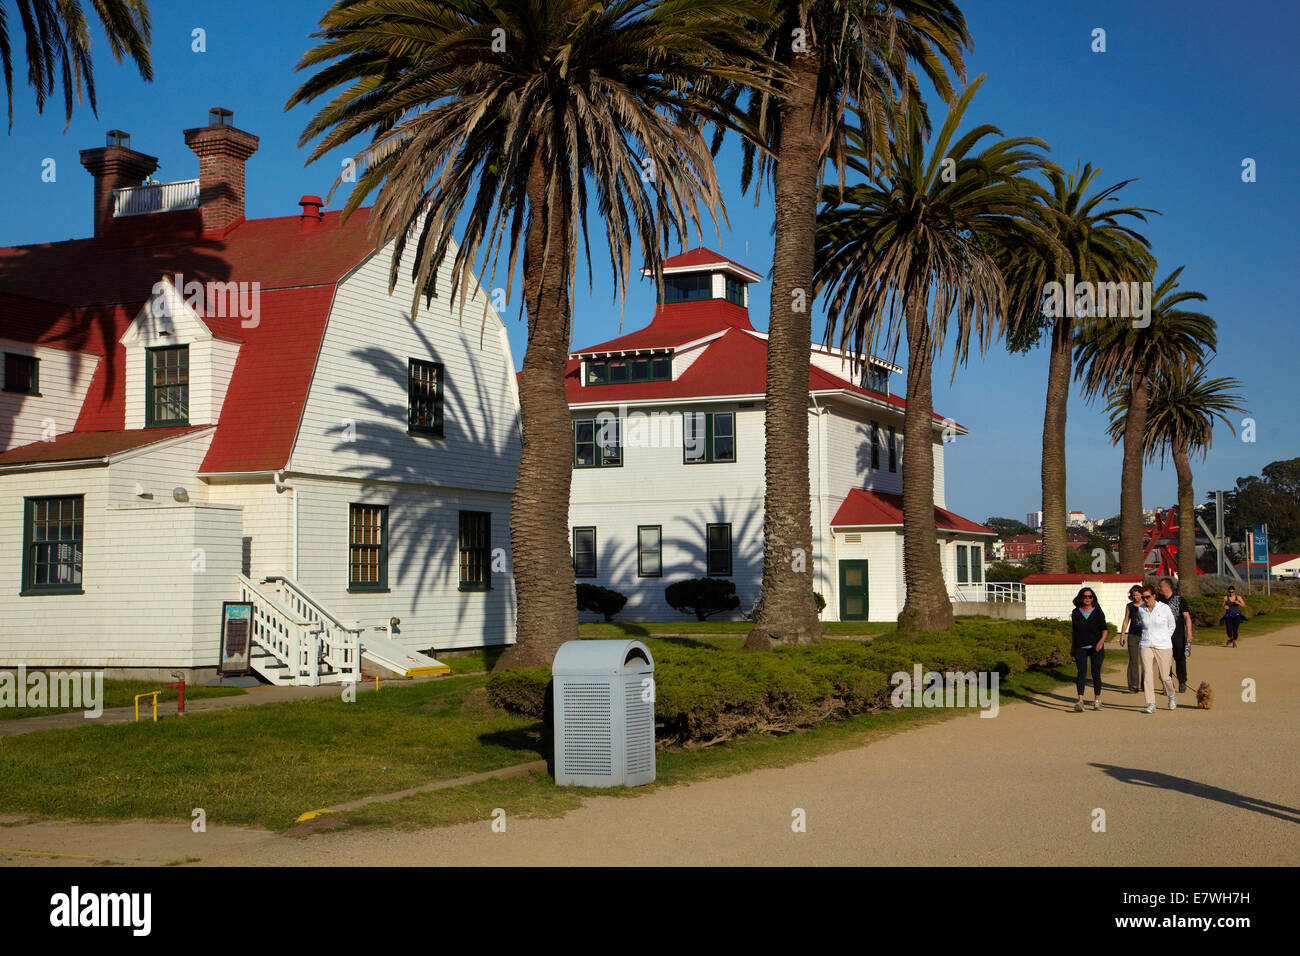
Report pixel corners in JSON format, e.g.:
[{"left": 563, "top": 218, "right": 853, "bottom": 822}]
[{"left": 1, "top": 0, "right": 1295, "bottom": 524}]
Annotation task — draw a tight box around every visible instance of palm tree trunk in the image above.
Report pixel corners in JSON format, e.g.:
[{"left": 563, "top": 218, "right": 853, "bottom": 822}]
[
  {"left": 745, "top": 50, "right": 825, "bottom": 650},
  {"left": 1040, "top": 314, "right": 1072, "bottom": 574},
  {"left": 1174, "top": 440, "right": 1200, "bottom": 597},
  {"left": 495, "top": 151, "right": 579, "bottom": 670},
  {"left": 898, "top": 286, "right": 954, "bottom": 631},
  {"left": 1119, "top": 366, "right": 1149, "bottom": 574}
]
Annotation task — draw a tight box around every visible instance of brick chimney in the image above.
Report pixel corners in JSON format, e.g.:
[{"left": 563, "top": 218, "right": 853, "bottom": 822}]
[
  {"left": 184, "top": 108, "right": 259, "bottom": 235},
  {"left": 79, "top": 131, "right": 159, "bottom": 237}
]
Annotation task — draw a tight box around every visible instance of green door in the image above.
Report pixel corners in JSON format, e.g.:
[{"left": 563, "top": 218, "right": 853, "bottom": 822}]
[{"left": 838, "top": 559, "right": 869, "bottom": 621}]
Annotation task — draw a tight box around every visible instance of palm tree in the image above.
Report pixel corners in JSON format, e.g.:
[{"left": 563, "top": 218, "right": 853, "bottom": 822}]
[
  {"left": 1075, "top": 266, "right": 1218, "bottom": 573},
  {"left": 1, "top": 0, "right": 152, "bottom": 129},
  {"left": 289, "top": 0, "right": 774, "bottom": 669},
  {"left": 1106, "top": 362, "right": 1245, "bottom": 597},
  {"left": 735, "top": 0, "right": 970, "bottom": 649},
  {"left": 815, "top": 77, "right": 1057, "bottom": 631},
  {"left": 999, "top": 163, "right": 1155, "bottom": 574}
]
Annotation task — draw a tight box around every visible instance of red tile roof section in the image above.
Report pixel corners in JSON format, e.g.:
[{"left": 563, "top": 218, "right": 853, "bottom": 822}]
[
  {"left": 1019, "top": 574, "right": 1145, "bottom": 584},
  {"left": 830, "top": 488, "right": 995, "bottom": 535},
  {"left": 0, "top": 426, "right": 206, "bottom": 467}
]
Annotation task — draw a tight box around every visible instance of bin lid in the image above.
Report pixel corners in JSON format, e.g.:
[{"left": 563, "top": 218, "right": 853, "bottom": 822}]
[{"left": 552, "top": 639, "right": 654, "bottom": 676}]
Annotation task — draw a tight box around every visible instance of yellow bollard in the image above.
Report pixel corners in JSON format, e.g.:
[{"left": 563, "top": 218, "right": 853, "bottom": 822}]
[{"left": 134, "top": 691, "right": 160, "bottom": 723}]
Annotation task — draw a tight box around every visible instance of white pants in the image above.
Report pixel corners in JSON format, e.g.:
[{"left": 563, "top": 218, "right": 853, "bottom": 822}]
[{"left": 1141, "top": 645, "right": 1176, "bottom": 705}]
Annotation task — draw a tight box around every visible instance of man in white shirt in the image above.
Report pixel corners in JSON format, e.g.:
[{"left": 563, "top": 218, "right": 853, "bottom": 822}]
[{"left": 1137, "top": 586, "right": 1178, "bottom": 713}]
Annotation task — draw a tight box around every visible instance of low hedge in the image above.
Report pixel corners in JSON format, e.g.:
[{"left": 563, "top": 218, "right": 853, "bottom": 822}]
[
  {"left": 1186, "top": 593, "right": 1285, "bottom": 627},
  {"left": 486, "top": 619, "right": 1073, "bottom": 747}
]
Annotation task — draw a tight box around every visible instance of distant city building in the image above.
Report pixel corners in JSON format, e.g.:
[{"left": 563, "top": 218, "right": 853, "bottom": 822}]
[
  {"left": 1003, "top": 532, "right": 1091, "bottom": 562},
  {"left": 1068, "top": 510, "right": 1087, "bottom": 527},
  {"left": 1026, "top": 511, "right": 1042, "bottom": 531}
]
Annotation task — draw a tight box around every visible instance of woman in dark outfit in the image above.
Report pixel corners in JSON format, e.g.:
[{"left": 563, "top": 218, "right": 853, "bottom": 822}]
[
  {"left": 1070, "top": 587, "right": 1109, "bottom": 711},
  {"left": 1220, "top": 586, "right": 1246, "bottom": 647},
  {"left": 1118, "top": 584, "right": 1145, "bottom": 692}
]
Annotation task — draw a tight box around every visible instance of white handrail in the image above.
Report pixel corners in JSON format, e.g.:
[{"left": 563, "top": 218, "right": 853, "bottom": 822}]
[
  {"left": 259, "top": 574, "right": 363, "bottom": 683},
  {"left": 113, "top": 179, "right": 200, "bottom": 217}
]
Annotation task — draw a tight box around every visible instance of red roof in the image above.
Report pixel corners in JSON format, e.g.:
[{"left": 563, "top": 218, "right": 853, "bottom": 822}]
[
  {"left": 0, "top": 210, "right": 370, "bottom": 473},
  {"left": 830, "top": 488, "right": 994, "bottom": 535},
  {"left": 0, "top": 426, "right": 206, "bottom": 467},
  {"left": 1233, "top": 553, "right": 1300, "bottom": 571},
  {"left": 657, "top": 247, "right": 762, "bottom": 280},
  {"left": 1020, "top": 574, "right": 1144, "bottom": 584}
]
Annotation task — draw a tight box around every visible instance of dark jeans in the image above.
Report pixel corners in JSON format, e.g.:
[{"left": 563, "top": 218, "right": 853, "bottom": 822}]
[
  {"left": 1074, "top": 647, "right": 1105, "bottom": 696},
  {"left": 1226, "top": 618, "right": 1241, "bottom": 640},
  {"left": 1171, "top": 631, "right": 1188, "bottom": 685}
]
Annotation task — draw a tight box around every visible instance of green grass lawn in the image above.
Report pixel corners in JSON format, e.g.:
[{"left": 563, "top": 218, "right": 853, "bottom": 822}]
[
  {"left": 0, "top": 631, "right": 1073, "bottom": 833},
  {"left": 1194, "top": 606, "right": 1300, "bottom": 644},
  {"left": 578, "top": 620, "right": 890, "bottom": 637},
  {"left": 0, "top": 679, "right": 245, "bottom": 721}
]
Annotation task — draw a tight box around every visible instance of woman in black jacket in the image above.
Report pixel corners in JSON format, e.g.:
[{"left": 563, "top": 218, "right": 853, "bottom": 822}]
[{"left": 1070, "top": 587, "right": 1109, "bottom": 712}]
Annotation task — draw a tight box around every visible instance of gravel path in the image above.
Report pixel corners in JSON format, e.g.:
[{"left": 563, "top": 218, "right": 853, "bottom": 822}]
[{"left": 3, "top": 622, "right": 1296, "bottom": 866}]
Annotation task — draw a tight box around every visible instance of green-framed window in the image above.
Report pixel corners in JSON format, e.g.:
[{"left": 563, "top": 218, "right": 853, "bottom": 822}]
[
  {"left": 957, "top": 544, "right": 969, "bottom": 585},
  {"left": 408, "top": 359, "right": 444, "bottom": 437},
  {"left": 573, "top": 415, "right": 622, "bottom": 468},
  {"left": 887, "top": 425, "right": 898, "bottom": 472},
  {"left": 684, "top": 411, "right": 735, "bottom": 464},
  {"left": 585, "top": 354, "right": 671, "bottom": 385},
  {"left": 348, "top": 503, "right": 388, "bottom": 591},
  {"left": 970, "top": 545, "right": 983, "bottom": 584},
  {"left": 866, "top": 366, "right": 889, "bottom": 394},
  {"left": 661, "top": 273, "right": 711, "bottom": 303},
  {"left": 573, "top": 527, "right": 597, "bottom": 578},
  {"left": 869, "top": 420, "right": 880, "bottom": 470},
  {"left": 3, "top": 353, "right": 39, "bottom": 395},
  {"left": 21, "top": 495, "right": 83, "bottom": 594},
  {"left": 146, "top": 345, "right": 189, "bottom": 427},
  {"left": 723, "top": 275, "right": 746, "bottom": 306},
  {"left": 706, "top": 523, "right": 732, "bottom": 577},
  {"left": 459, "top": 510, "right": 491, "bottom": 590},
  {"left": 637, "top": 525, "right": 662, "bottom": 577}
]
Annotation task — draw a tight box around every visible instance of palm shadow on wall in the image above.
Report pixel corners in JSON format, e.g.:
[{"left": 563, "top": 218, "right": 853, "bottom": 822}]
[{"left": 329, "top": 315, "right": 519, "bottom": 646}]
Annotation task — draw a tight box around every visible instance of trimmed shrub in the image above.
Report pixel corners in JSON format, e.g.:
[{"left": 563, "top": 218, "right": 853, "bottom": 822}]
[
  {"left": 1186, "top": 592, "right": 1285, "bottom": 627},
  {"left": 576, "top": 583, "right": 628, "bottom": 622},
  {"left": 665, "top": 577, "right": 740, "bottom": 620},
  {"left": 485, "top": 619, "right": 1074, "bottom": 748},
  {"left": 814, "top": 591, "right": 827, "bottom": 615}
]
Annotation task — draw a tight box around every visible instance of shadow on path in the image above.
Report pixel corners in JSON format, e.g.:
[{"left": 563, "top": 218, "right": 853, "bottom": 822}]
[{"left": 1090, "top": 764, "right": 1300, "bottom": 824}]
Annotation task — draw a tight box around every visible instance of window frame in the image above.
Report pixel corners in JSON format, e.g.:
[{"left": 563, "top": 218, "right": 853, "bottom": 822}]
[
  {"left": 585, "top": 354, "right": 672, "bottom": 386},
  {"left": 970, "top": 545, "right": 983, "bottom": 584},
  {"left": 572, "top": 526, "right": 597, "bottom": 578},
  {"left": 407, "top": 358, "right": 445, "bottom": 438},
  {"left": 683, "top": 411, "right": 736, "bottom": 465},
  {"left": 348, "top": 503, "right": 389, "bottom": 592},
  {"left": 637, "top": 525, "right": 663, "bottom": 578},
  {"left": 706, "top": 522, "right": 732, "bottom": 577},
  {"left": 888, "top": 424, "right": 898, "bottom": 472},
  {"left": 3, "top": 352, "right": 39, "bottom": 396},
  {"left": 21, "top": 495, "right": 85, "bottom": 595},
  {"left": 869, "top": 420, "right": 880, "bottom": 470},
  {"left": 661, "top": 273, "right": 712, "bottom": 304},
  {"left": 458, "top": 510, "right": 492, "bottom": 591},
  {"left": 956, "top": 544, "right": 969, "bottom": 585},
  {"left": 145, "top": 345, "right": 190, "bottom": 428},
  {"left": 573, "top": 415, "right": 622, "bottom": 468}
]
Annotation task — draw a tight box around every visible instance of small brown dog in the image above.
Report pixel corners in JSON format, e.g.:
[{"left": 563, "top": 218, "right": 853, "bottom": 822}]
[{"left": 1196, "top": 681, "right": 1214, "bottom": 710}]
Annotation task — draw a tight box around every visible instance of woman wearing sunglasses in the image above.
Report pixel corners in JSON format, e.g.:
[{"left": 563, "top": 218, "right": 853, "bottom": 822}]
[
  {"left": 1070, "top": 587, "right": 1109, "bottom": 711},
  {"left": 1118, "top": 584, "right": 1145, "bottom": 692},
  {"left": 1220, "top": 586, "right": 1247, "bottom": 648},
  {"left": 1137, "top": 586, "right": 1178, "bottom": 713}
]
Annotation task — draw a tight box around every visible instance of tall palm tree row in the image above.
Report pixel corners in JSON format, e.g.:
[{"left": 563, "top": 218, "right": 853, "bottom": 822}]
[
  {"left": 815, "top": 77, "right": 1058, "bottom": 631},
  {"left": 1106, "top": 362, "right": 1245, "bottom": 597},
  {"left": 1, "top": 0, "right": 152, "bottom": 128},
  {"left": 998, "top": 163, "right": 1155, "bottom": 574},
  {"left": 736, "top": 0, "right": 970, "bottom": 649},
  {"left": 1074, "top": 266, "right": 1218, "bottom": 573},
  {"left": 288, "top": 0, "right": 776, "bottom": 669}
]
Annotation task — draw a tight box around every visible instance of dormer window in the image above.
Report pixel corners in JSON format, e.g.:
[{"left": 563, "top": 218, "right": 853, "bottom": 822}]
[
  {"left": 586, "top": 353, "right": 671, "bottom": 385},
  {"left": 866, "top": 365, "right": 889, "bottom": 394},
  {"left": 146, "top": 345, "right": 189, "bottom": 427},
  {"left": 3, "top": 353, "right": 39, "bottom": 395},
  {"left": 723, "top": 275, "right": 747, "bottom": 306}
]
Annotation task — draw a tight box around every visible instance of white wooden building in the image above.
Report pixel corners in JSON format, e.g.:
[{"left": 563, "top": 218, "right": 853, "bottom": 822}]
[
  {"left": 565, "top": 249, "right": 996, "bottom": 623},
  {"left": 0, "top": 111, "right": 520, "bottom": 682}
]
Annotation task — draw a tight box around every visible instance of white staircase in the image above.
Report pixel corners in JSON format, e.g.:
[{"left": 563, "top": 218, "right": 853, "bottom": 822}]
[{"left": 234, "top": 574, "right": 446, "bottom": 686}]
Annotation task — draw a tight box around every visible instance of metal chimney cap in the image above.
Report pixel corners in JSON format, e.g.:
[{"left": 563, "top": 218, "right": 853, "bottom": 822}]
[{"left": 208, "top": 107, "right": 234, "bottom": 126}]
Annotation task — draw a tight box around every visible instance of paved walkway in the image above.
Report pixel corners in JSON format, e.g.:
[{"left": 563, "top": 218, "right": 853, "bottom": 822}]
[{"left": 1, "top": 625, "right": 1297, "bottom": 865}]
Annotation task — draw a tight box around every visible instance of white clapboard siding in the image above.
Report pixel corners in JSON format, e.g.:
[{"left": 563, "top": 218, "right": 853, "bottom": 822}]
[
  {"left": 289, "top": 475, "right": 516, "bottom": 652},
  {"left": 825, "top": 529, "right": 905, "bottom": 622},
  {"left": 104, "top": 431, "right": 216, "bottom": 506},
  {"left": 205, "top": 478, "right": 293, "bottom": 579},
  {"left": 0, "top": 341, "right": 100, "bottom": 450},
  {"left": 0, "top": 465, "right": 242, "bottom": 668},
  {"left": 289, "top": 240, "right": 521, "bottom": 494}
]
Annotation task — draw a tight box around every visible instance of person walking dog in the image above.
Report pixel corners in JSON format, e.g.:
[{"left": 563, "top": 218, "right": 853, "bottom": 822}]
[
  {"left": 1138, "top": 585, "right": 1178, "bottom": 713},
  {"left": 1118, "top": 584, "right": 1145, "bottom": 692},
  {"left": 1070, "top": 587, "right": 1108, "bottom": 711},
  {"left": 1158, "top": 577, "right": 1193, "bottom": 692},
  {"left": 1220, "top": 586, "right": 1246, "bottom": 647}
]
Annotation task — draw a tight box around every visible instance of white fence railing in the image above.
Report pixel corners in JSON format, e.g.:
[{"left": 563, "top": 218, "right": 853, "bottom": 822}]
[
  {"left": 235, "top": 573, "right": 362, "bottom": 685},
  {"left": 113, "top": 178, "right": 200, "bottom": 217},
  {"left": 950, "top": 581, "right": 1025, "bottom": 604}
]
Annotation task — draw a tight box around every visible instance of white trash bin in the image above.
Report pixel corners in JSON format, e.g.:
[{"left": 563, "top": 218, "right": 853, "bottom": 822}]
[{"left": 552, "top": 639, "right": 655, "bottom": 787}]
